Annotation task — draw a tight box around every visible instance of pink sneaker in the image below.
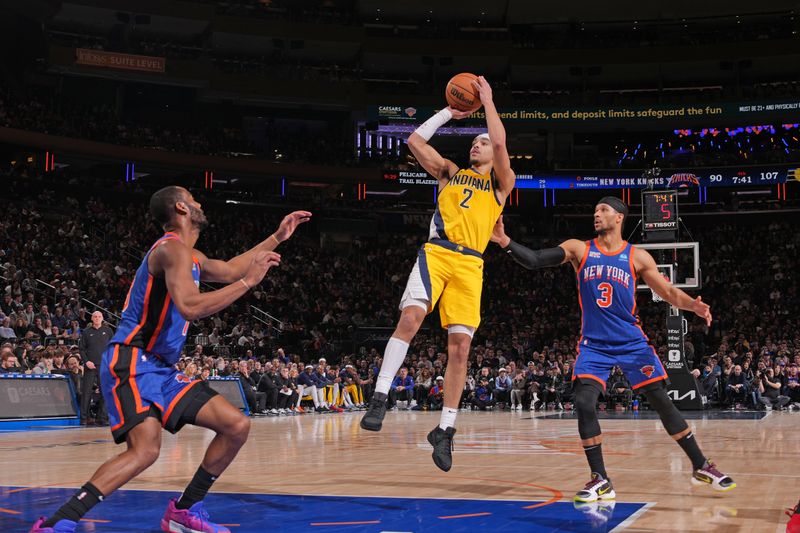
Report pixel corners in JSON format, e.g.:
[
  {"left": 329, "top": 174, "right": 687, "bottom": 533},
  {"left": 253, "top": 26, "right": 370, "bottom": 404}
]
[
  {"left": 161, "top": 498, "right": 230, "bottom": 533},
  {"left": 29, "top": 517, "right": 77, "bottom": 532}
]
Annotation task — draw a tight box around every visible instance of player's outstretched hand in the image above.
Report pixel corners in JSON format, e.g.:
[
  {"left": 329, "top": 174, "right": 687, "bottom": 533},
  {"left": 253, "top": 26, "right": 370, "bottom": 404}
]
[
  {"left": 691, "top": 296, "right": 712, "bottom": 326},
  {"left": 447, "top": 107, "right": 474, "bottom": 120},
  {"left": 490, "top": 215, "right": 510, "bottom": 247},
  {"left": 274, "top": 211, "right": 312, "bottom": 243},
  {"left": 244, "top": 251, "right": 281, "bottom": 287},
  {"left": 472, "top": 76, "right": 493, "bottom": 104}
]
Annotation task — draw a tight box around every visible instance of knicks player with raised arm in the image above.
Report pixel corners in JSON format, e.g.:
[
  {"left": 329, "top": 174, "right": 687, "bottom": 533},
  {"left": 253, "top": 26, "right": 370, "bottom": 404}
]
[
  {"left": 491, "top": 197, "right": 735, "bottom": 507},
  {"left": 360, "top": 76, "right": 515, "bottom": 472},
  {"left": 31, "top": 186, "right": 310, "bottom": 533}
]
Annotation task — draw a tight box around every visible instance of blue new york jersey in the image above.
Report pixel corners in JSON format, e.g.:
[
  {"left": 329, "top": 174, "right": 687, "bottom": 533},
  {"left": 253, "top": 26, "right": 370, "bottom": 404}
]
[
  {"left": 577, "top": 239, "right": 643, "bottom": 344},
  {"left": 111, "top": 232, "right": 201, "bottom": 365}
]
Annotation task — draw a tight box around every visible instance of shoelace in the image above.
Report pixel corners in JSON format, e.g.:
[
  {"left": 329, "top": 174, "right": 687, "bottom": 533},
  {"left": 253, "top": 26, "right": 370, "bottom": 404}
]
[
  {"left": 702, "top": 462, "right": 725, "bottom": 479},
  {"left": 191, "top": 504, "right": 210, "bottom": 527},
  {"left": 436, "top": 431, "right": 455, "bottom": 452},
  {"left": 582, "top": 477, "right": 605, "bottom": 492}
]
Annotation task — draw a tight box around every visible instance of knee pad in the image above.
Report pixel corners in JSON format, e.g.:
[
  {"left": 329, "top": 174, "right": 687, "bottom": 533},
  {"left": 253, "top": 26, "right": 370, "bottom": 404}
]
[
  {"left": 644, "top": 386, "right": 689, "bottom": 436},
  {"left": 574, "top": 382, "right": 602, "bottom": 440}
]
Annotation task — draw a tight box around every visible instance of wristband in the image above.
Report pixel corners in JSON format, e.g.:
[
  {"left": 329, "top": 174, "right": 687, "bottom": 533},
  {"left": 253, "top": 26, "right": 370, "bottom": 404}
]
[
  {"left": 269, "top": 234, "right": 280, "bottom": 246},
  {"left": 239, "top": 278, "right": 251, "bottom": 290},
  {"left": 413, "top": 108, "right": 453, "bottom": 142}
]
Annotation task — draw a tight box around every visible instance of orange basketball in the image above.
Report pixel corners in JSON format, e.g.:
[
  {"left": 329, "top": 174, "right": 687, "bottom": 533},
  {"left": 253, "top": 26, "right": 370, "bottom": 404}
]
[{"left": 445, "top": 73, "right": 481, "bottom": 112}]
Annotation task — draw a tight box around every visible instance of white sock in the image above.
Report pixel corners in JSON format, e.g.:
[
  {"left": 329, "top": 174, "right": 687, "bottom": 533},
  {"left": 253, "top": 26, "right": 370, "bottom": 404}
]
[
  {"left": 375, "top": 337, "right": 410, "bottom": 395},
  {"left": 439, "top": 407, "right": 458, "bottom": 430}
]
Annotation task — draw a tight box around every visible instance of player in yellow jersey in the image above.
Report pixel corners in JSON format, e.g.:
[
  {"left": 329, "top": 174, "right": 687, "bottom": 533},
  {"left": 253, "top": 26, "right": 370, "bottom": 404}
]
[{"left": 361, "top": 76, "right": 515, "bottom": 471}]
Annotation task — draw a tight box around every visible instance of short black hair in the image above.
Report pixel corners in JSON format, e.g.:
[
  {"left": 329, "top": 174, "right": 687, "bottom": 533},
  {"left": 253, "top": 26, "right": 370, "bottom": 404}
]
[{"left": 149, "top": 186, "right": 186, "bottom": 228}]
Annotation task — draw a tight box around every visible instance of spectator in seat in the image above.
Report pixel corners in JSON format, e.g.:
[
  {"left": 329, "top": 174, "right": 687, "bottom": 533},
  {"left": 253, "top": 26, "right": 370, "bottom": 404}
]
[
  {"left": 540, "top": 366, "right": 564, "bottom": 410},
  {"left": 494, "top": 368, "right": 512, "bottom": 409},
  {"left": 412, "top": 367, "right": 432, "bottom": 410},
  {"left": 388, "top": 367, "right": 414, "bottom": 409},
  {"left": 297, "top": 364, "right": 325, "bottom": 412},
  {"left": 274, "top": 366, "right": 298, "bottom": 414},
  {"left": 471, "top": 374, "right": 495, "bottom": 411},
  {"left": 725, "top": 365, "right": 749, "bottom": 408},
  {"left": 428, "top": 376, "right": 445, "bottom": 410},
  {"left": 606, "top": 366, "right": 633, "bottom": 409},
  {"left": 510, "top": 368, "right": 526, "bottom": 410},
  {"left": 755, "top": 367, "right": 790, "bottom": 410}
]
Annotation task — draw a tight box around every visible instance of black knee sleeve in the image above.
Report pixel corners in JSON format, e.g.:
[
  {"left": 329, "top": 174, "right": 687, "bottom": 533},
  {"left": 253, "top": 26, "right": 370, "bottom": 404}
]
[
  {"left": 574, "top": 381, "right": 602, "bottom": 440},
  {"left": 644, "top": 385, "right": 689, "bottom": 436}
]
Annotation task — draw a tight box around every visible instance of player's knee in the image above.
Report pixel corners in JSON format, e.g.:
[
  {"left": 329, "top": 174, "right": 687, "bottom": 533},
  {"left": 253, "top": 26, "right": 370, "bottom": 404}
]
[
  {"left": 574, "top": 385, "right": 599, "bottom": 415},
  {"left": 131, "top": 443, "right": 160, "bottom": 469},
  {"left": 644, "top": 386, "right": 689, "bottom": 435},
  {"left": 230, "top": 414, "right": 251, "bottom": 443},
  {"left": 396, "top": 310, "right": 423, "bottom": 337}
]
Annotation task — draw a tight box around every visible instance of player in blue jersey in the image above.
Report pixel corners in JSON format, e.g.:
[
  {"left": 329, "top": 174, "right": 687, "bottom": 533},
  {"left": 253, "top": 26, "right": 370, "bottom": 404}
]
[
  {"left": 491, "top": 196, "right": 735, "bottom": 508},
  {"left": 31, "top": 186, "right": 310, "bottom": 533}
]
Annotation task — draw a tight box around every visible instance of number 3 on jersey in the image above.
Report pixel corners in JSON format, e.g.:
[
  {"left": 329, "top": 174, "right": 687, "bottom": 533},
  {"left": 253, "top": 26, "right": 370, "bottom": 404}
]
[
  {"left": 459, "top": 188, "right": 473, "bottom": 208},
  {"left": 596, "top": 282, "right": 613, "bottom": 308}
]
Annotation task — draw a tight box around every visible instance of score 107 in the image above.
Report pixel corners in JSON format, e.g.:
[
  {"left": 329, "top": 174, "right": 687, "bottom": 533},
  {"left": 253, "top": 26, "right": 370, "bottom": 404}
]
[{"left": 707, "top": 171, "right": 781, "bottom": 184}]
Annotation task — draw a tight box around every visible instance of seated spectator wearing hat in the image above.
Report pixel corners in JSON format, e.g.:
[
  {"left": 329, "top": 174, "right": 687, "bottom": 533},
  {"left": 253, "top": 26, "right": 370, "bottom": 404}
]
[
  {"left": 297, "top": 364, "right": 325, "bottom": 412},
  {"left": 428, "top": 376, "right": 445, "bottom": 411},
  {"left": 471, "top": 374, "right": 495, "bottom": 411},
  {"left": 494, "top": 368, "right": 512, "bottom": 409}
]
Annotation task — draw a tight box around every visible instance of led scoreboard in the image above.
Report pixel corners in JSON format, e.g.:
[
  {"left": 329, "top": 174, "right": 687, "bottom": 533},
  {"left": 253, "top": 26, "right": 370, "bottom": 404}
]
[{"left": 642, "top": 190, "right": 678, "bottom": 242}]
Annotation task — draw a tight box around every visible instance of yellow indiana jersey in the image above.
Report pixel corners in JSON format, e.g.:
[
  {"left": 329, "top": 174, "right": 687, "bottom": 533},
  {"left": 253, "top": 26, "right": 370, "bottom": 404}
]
[{"left": 429, "top": 167, "right": 504, "bottom": 253}]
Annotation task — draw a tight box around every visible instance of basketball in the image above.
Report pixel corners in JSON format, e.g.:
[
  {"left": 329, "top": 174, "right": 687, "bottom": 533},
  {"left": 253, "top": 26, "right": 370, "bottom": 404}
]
[{"left": 445, "top": 72, "right": 481, "bottom": 112}]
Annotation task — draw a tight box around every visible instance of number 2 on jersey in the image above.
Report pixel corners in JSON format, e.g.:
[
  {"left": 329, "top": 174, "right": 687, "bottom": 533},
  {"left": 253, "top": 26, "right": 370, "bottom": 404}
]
[
  {"left": 596, "top": 282, "right": 613, "bottom": 308},
  {"left": 459, "top": 188, "right": 474, "bottom": 208}
]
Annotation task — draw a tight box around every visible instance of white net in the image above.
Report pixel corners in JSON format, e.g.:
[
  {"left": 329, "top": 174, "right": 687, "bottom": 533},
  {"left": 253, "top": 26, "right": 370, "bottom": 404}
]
[{"left": 650, "top": 289, "right": 664, "bottom": 303}]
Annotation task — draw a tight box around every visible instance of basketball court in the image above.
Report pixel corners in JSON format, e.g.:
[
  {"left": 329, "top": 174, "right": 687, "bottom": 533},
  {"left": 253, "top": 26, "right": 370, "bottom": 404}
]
[{"left": 2, "top": 409, "right": 796, "bottom": 532}]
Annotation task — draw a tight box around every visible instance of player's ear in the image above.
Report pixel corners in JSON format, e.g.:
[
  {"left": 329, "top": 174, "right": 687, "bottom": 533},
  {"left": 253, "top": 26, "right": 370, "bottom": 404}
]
[{"left": 175, "top": 200, "right": 189, "bottom": 215}]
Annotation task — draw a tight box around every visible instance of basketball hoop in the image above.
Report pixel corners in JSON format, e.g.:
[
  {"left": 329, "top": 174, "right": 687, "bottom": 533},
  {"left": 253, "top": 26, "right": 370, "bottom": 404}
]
[
  {"left": 649, "top": 272, "right": 671, "bottom": 303},
  {"left": 650, "top": 289, "right": 664, "bottom": 303}
]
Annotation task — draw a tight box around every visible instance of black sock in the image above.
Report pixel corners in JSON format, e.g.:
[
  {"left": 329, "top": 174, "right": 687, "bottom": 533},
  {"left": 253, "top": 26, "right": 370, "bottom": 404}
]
[
  {"left": 176, "top": 466, "right": 218, "bottom": 510},
  {"left": 676, "top": 431, "right": 707, "bottom": 471},
  {"left": 583, "top": 443, "right": 608, "bottom": 480},
  {"left": 42, "top": 482, "right": 104, "bottom": 527}
]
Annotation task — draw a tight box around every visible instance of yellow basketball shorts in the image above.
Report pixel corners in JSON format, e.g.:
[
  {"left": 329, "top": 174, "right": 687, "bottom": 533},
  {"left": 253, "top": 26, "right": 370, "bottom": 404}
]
[{"left": 400, "top": 241, "right": 484, "bottom": 329}]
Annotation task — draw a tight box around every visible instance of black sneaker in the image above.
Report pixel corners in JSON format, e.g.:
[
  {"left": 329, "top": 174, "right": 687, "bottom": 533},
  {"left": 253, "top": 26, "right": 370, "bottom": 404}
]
[
  {"left": 427, "top": 426, "right": 456, "bottom": 472},
  {"left": 360, "top": 392, "right": 388, "bottom": 431}
]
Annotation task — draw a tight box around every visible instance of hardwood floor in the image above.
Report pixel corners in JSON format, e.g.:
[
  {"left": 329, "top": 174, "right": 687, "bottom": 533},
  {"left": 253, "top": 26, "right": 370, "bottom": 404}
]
[{"left": 2, "top": 408, "right": 796, "bottom": 532}]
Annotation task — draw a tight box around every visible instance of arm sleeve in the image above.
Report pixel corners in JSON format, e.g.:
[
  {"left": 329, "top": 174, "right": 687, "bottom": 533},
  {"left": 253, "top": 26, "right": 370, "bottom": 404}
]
[{"left": 502, "top": 240, "right": 566, "bottom": 270}]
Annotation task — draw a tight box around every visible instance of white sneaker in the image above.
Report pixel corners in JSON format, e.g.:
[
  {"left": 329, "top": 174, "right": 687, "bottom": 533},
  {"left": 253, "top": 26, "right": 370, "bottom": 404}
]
[
  {"left": 574, "top": 473, "right": 616, "bottom": 503},
  {"left": 691, "top": 460, "right": 736, "bottom": 492}
]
